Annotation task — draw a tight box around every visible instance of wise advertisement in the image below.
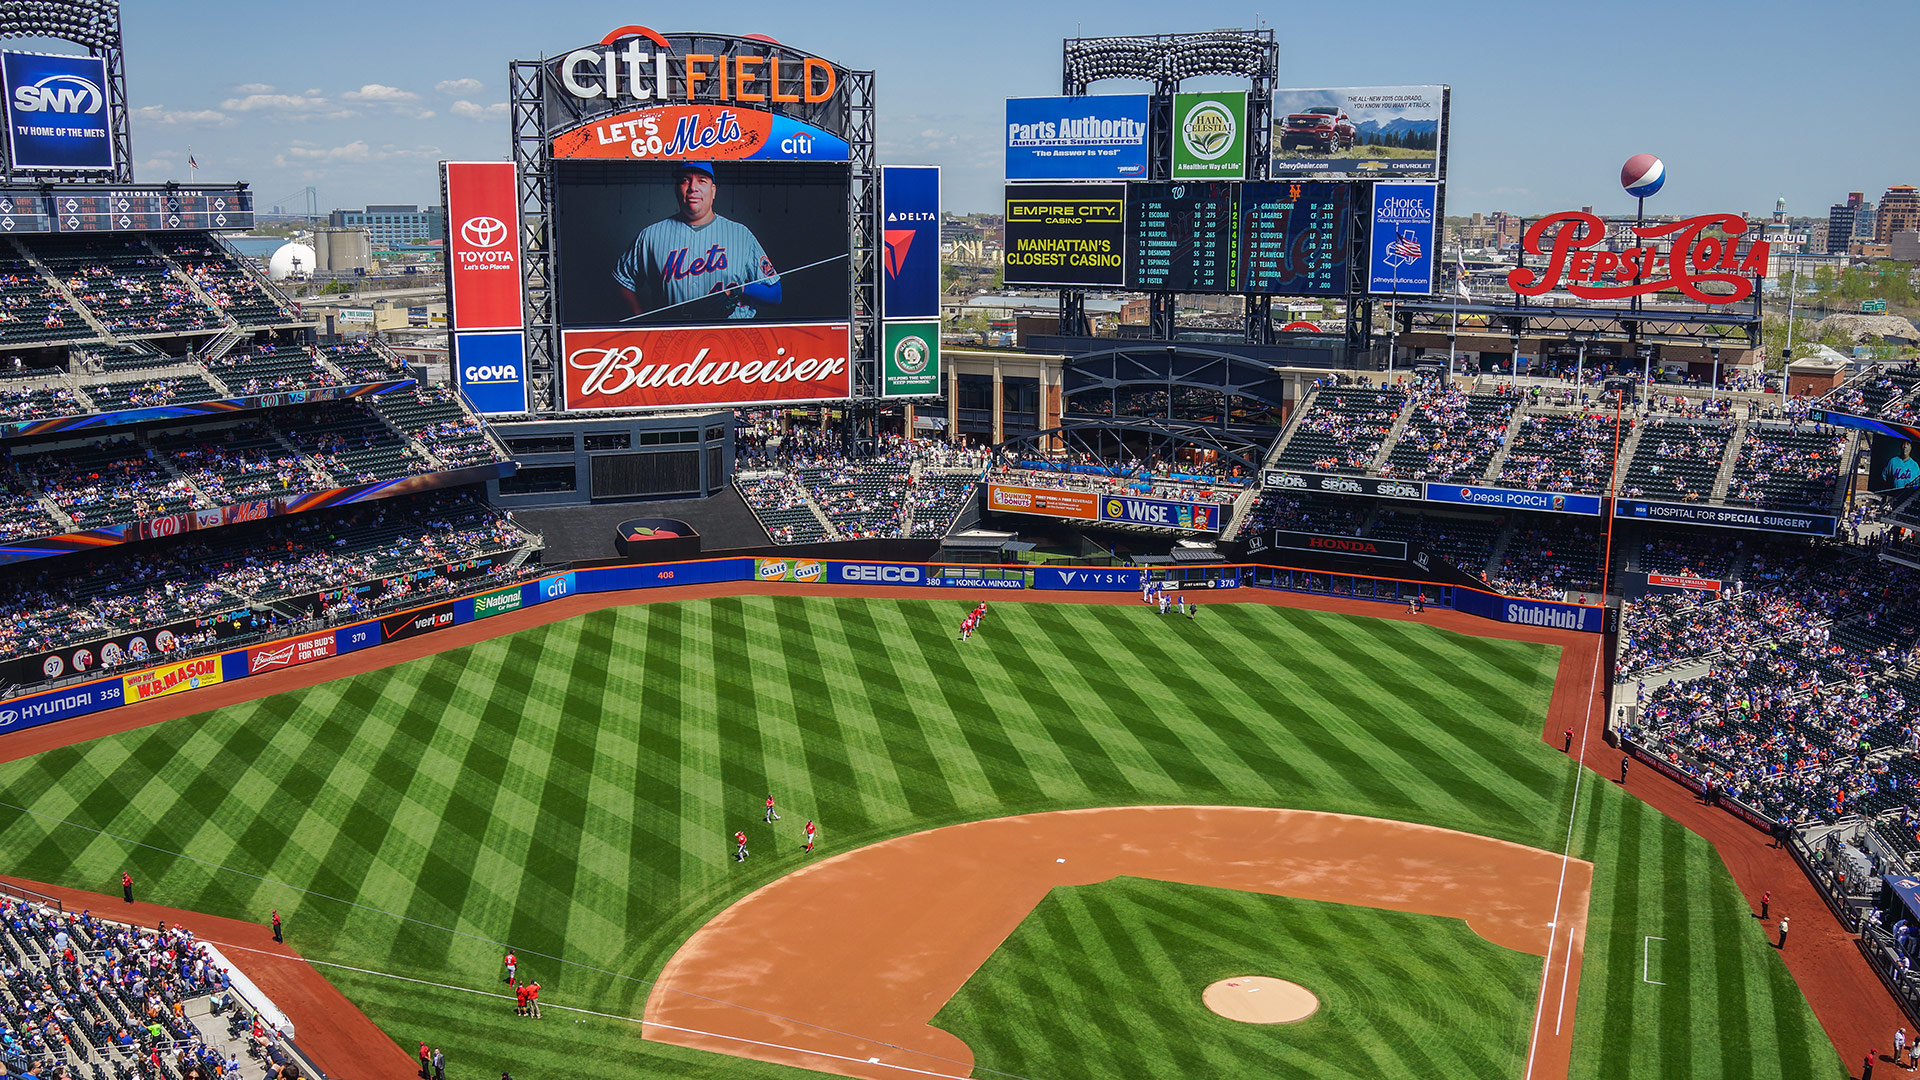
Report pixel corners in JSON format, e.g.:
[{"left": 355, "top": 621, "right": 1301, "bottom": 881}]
[
  {"left": 561, "top": 323, "right": 852, "bottom": 411},
  {"left": 1171, "top": 92, "right": 1247, "bottom": 180},
  {"left": 880, "top": 165, "right": 940, "bottom": 320},
  {"left": 1005, "top": 95, "right": 1149, "bottom": 181},
  {"left": 1002, "top": 183, "right": 1126, "bottom": 288},
  {"left": 1368, "top": 182, "right": 1437, "bottom": 296},
  {"left": 881, "top": 321, "right": 940, "bottom": 398},
  {"left": 1099, "top": 495, "right": 1219, "bottom": 533},
  {"left": 445, "top": 162, "right": 525, "bottom": 332},
  {"left": 1271, "top": 86, "right": 1443, "bottom": 179},
  {"left": 985, "top": 484, "right": 1098, "bottom": 521},
  {"left": 2, "top": 51, "right": 114, "bottom": 172},
  {"left": 124, "top": 656, "right": 223, "bottom": 704},
  {"left": 454, "top": 331, "right": 528, "bottom": 416},
  {"left": 552, "top": 105, "right": 850, "bottom": 162}
]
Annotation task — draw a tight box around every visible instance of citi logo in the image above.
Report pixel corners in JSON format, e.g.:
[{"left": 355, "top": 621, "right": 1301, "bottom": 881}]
[
  {"left": 13, "top": 74, "right": 103, "bottom": 114},
  {"left": 544, "top": 577, "right": 572, "bottom": 598},
  {"left": 461, "top": 216, "right": 508, "bottom": 248}
]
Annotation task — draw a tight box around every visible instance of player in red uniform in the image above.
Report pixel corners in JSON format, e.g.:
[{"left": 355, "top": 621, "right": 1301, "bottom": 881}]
[
  {"left": 804, "top": 819, "right": 817, "bottom": 853},
  {"left": 735, "top": 830, "right": 750, "bottom": 861}
]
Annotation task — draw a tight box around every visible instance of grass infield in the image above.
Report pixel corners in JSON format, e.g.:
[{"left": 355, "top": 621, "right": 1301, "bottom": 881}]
[{"left": 0, "top": 597, "right": 1843, "bottom": 1080}]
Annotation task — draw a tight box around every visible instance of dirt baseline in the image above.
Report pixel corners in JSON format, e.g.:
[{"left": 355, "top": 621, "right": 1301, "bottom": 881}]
[{"left": 645, "top": 806, "right": 1593, "bottom": 1080}]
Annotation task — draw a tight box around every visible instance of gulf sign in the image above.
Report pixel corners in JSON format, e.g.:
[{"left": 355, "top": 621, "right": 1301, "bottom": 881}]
[
  {"left": 553, "top": 106, "right": 848, "bottom": 162},
  {"left": 445, "top": 162, "right": 525, "bottom": 332},
  {"left": 556, "top": 26, "right": 840, "bottom": 107},
  {"left": 246, "top": 632, "right": 337, "bottom": 674},
  {"left": 124, "top": 656, "right": 223, "bottom": 704},
  {"left": 2, "top": 51, "right": 113, "bottom": 171},
  {"left": 561, "top": 324, "right": 851, "bottom": 411},
  {"left": 1100, "top": 495, "right": 1220, "bottom": 533},
  {"left": 985, "top": 484, "right": 1098, "bottom": 521}
]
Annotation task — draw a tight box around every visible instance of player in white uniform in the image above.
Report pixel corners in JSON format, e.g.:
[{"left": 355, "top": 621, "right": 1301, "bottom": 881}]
[{"left": 614, "top": 161, "right": 781, "bottom": 322}]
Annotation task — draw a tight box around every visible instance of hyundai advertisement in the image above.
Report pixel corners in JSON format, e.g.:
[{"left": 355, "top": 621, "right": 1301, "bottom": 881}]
[{"left": 2, "top": 51, "right": 114, "bottom": 171}]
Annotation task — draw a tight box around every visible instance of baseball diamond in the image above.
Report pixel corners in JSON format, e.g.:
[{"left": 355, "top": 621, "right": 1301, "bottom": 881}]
[{"left": 0, "top": 590, "right": 1841, "bottom": 1080}]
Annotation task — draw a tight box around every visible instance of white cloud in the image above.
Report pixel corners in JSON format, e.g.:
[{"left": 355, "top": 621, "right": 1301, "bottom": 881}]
[
  {"left": 272, "top": 140, "right": 444, "bottom": 167},
  {"left": 451, "top": 100, "right": 508, "bottom": 120},
  {"left": 231, "top": 83, "right": 275, "bottom": 94},
  {"left": 132, "top": 105, "right": 233, "bottom": 127},
  {"left": 220, "top": 89, "right": 354, "bottom": 120},
  {"left": 342, "top": 83, "right": 418, "bottom": 103},
  {"left": 436, "top": 78, "right": 484, "bottom": 95}
]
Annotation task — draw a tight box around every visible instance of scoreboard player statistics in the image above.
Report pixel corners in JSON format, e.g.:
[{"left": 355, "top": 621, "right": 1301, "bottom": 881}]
[
  {"left": 1238, "top": 181, "right": 1350, "bottom": 296},
  {"left": 1125, "top": 181, "right": 1236, "bottom": 293}
]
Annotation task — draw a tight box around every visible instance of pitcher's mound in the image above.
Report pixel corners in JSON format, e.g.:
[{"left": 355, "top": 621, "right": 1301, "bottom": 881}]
[{"left": 1202, "top": 976, "right": 1320, "bottom": 1024}]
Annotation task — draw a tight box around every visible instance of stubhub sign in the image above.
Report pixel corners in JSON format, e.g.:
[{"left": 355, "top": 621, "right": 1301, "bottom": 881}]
[{"left": 454, "top": 331, "right": 528, "bottom": 416}]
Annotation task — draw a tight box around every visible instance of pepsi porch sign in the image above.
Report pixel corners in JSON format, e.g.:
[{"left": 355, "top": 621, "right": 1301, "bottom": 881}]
[
  {"left": 1368, "top": 182, "right": 1436, "bottom": 296},
  {"left": 2, "top": 51, "right": 113, "bottom": 171},
  {"left": 445, "top": 161, "right": 528, "bottom": 415}
]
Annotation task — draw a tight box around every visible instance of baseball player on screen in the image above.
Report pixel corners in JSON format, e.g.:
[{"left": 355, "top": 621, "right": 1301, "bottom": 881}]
[{"left": 614, "top": 161, "right": 781, "bottom": 321}]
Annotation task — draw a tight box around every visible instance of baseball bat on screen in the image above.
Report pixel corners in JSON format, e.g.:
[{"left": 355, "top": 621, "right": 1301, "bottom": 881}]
[{"left": 621, "top": 253, "right": 851, "bottom": 323}]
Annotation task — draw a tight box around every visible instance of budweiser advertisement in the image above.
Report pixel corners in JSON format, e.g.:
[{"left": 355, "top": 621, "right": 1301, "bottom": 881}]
[
  {"left": 561, "top": 324, "right": 851, "bottom": 410},
  {"left": 1507, "top": 211, "right": 1769, "bottom": 304},
  {"left": 444, "top": 162, "right": 525, "bottom": 330},
  {"left": 245, "top": 632, "right": 338, "bottom": 675}
]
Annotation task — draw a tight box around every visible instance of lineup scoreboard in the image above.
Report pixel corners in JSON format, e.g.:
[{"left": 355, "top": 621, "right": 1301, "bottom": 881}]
[
  {"left": 1239, "top": 181, "right": 1350, "bottom": 296},
  {"left": 49, "top": 188, "right": 254, "bottom": 233},
  {"left": 0, "top": 188, "right": 50, "bottom": 233},
  {"left": 1125, "top": 181, "right": 1236, "bottom": 293},
  {"left": 1010, "top": 179, "right": 1356, "bottom": 297}
]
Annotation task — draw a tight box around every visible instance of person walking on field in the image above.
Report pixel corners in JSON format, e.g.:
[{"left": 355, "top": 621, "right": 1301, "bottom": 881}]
[
  {"left": 1564, "top": 728, "right": 1574, "bottom": 753},
  {"left": 271, "top": 910, "right": 282, "bottom": 943},
  {"left": 1863, "top": 1048, "right": 1874, "bottom": 1080},
  {"left": 1778, "top": 916, "right": 1789, "bottom": 950},
  {"left": 504, "top": 951, "right": 516, "bottom": 985},
  {"left": 1620, "top": 756, "right": 1630, "bottom": 783},
  {"left": 804, "top": 819, "right": 817, "bottom": 854},
  {"left": 418, "top": 1042, "right": 431, "bottom": 1079},
  {"left": 121, "top": 871, "right": 133, "bottom": 904},
  {"left": 1894, "top": 1028, "right": 1906, "bottom": 1069},
  {"left": 432, "top": 1047, "right": 445, "bottom": 1080},
  {"left": 765, "top": 795, "right": 780, "bottom": 824},
  {"left": 527, "top": 981, "right": 541, "bottom": 1019},
  {"left": 735, "top": 830, "right": 750, "bottom": 862},
  {"left": 1760, "top": 889, "right": 1771, "bottom": 920}
]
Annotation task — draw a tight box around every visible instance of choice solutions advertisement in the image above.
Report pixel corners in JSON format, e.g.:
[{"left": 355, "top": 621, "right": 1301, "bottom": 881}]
[
  {"left": 1271, "top": 86, "right": 1444, "bottom": 179},
  {"left": 553, "top": 158, "right": 851, "bottom": 410},
  {"left": 1003, "top": 183, "right": 1126, "bottom": 288},
  {"left": 1005, "top": 95, "right": 1149, "bottom": 181},
  {"left": 1368, "top": 182, "right": 1437, "bottom": 296}
]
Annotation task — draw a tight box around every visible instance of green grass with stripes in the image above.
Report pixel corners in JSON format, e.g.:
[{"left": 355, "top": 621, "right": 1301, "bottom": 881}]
[{"left": 0, "top": 597, "right": 1842, "bottom": 1079}]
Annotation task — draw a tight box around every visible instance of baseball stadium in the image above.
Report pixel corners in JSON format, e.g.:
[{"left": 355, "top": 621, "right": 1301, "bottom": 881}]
[{"left": 0, "top": 8, "right": 1914, "bottom": 1080}]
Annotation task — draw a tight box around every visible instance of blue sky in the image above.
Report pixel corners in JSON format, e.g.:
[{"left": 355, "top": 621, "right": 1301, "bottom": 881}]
[{"left": 107, "top": 0, "right": 1912, "bottom": 218}]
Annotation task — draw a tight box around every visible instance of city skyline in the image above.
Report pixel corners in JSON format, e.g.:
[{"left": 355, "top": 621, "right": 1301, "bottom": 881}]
[{"left": 93, "top": 0, "right": 1920, "bottom": 219}]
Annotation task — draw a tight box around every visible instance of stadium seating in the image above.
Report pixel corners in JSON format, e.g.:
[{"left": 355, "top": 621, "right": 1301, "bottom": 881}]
[
  {"left": 166, "top": 421, "right": 319, "bottom": 502},
  {"left": 1492, "top": 518, "right": 1604, "bottom": 598},
  {"left": 1725, "top": 425, "right": 1847, "bottom": 511},
  {"left": 277, "top": 401, "right": 430, "bottom": 485},
  {"left": 35, "top": 236, "right": 219, "bottom": 336},
  {"left": 1381, "top": 384, "right": 1516, "bottom": 483},
  {"left": 17, "top": 440, "right": 199, "bottom": 529},
  {"left": 0, "top": 381, "right": 82, "bottom": 423},
  {"left": 322, "top": 342, "right": 410, "bottom": 384},
  {"left": 154, "top": 233, "right": 292, "bottom": 326},
  {"left": 206, "top": 345, "right": 341, "bottom": 394},
  {"left": 83, "top": 373, "right": 222, "bottom": 410},
  {"left": 1621, "top": 419, "right": 1734, "bottom": 503},
  {"left": 1271, "top": 384, "right": 1406, "bottom": 474},
  {"left": 0, "top": 250, "right": 82, "bottom": 345},
  {"left": 1367, "top": 510, "right": 1500, "bottom": 575},
  {"left": 735, "top": 472, "right": 830, "bottom": 544},
  {"left": 373, "top": 386, "right": 503, "bottom": 469},
  {"left": 1497, "top": 411, "right": 1627, "bottom": 495},
  {"left": 906, "top": 471, "right": 979, "bottom": 539}
]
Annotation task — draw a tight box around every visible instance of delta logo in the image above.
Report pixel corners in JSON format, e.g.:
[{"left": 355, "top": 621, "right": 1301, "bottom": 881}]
[{"left": 884, "top": 229, "right": 915, "bottom": 278}]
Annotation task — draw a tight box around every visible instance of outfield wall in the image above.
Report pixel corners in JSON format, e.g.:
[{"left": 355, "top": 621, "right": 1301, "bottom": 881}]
[{"left": 0, "top": 557, "right": 1602, "bottom": 737}]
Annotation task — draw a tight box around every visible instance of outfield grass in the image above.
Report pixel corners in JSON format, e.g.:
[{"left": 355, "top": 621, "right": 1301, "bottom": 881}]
[{"left": 0, "top": 597, "right": 1843, "bottom": 1079}]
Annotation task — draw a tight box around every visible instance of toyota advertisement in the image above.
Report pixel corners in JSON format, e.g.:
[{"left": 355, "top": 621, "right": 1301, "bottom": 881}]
[
  {"left": 1271, "top": 86, "right": 1445, "bottom": 179},
  {"left": 553, "top": 158, "right": 851, "bottom": 411},
  {"left": 2, "top": 51, "right": 114, "bottom": 171},
  {"left": 445, "top": 161, "right": 529, "bottom": 416}
]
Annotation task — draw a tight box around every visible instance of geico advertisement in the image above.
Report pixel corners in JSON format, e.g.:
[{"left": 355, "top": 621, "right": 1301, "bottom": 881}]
[
  {"left": 124, "top": 656, "right": 223, "bottom": 703},
  {"left": 1002, "top": 183, "right": 1126, "bottom": 288},
  {"left": 445, "top": 162, "right": 525, "bottom": 331},
  {"left": 562, "top": 324, "right": 851, "bottom": 410}
]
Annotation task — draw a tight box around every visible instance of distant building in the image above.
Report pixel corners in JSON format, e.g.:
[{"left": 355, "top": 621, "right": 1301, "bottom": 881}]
[
  {"left": 1876, "top": 185, "right": 1919, "bottom": 245},
  {"left": 327, "top": 204, "right": 445, "bottom": 248},
  {"left": 1827, "top": 202, "right": 1856, "bottom": 255}
]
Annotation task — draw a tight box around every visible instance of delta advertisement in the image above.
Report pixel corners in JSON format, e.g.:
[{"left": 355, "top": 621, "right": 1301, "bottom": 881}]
[
  {"left": 1368, "top": 182, "right": 1437, "bottom": 296},
  {"left": 123, "top": 656, "right": 224, "bottom": 705},
  {"left": 1002, "top": 183, "right": 1126, "bottom": 288},
  {"left": 446, "top": 161, "right": 529, "bottom": 417},
  {"left": 551, "top": 105, "right": 850, "bottom": 162},
  {"left": 1425, "top": 483, "right": 1603, "bottom": 516},
  {"left": 880, "top": 165, "right": 941, "bottom": 320},
  {"left": 552, "top": 157, "right": 852, "bottom": 411},
  {"left": 1271, "top": 86, "right": 1444, "bottom": 179},
  {"left": 985, "top": 483, "right": 1098, "bottom": 521},
  {"left": 1614, "top": 499, "right": 1837, "bottom": 537},
  {"left": 1171, "top": 92, "right": 1247, "bottom": 180},
  {"left": 1005, "top": 95, "right": 1149, "bottom": 181},
  {"left": 2, "top": 51, "right": 114, "bottom": 172}
]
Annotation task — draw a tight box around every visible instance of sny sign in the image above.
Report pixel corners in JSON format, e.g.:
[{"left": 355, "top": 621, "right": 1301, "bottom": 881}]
[{"left": 1507, "top": 212, "right": 1769, "bottom": 304}]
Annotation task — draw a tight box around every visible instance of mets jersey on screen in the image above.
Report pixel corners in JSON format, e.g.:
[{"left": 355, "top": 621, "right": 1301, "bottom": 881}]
[{"left": 614, "top": 214, "right": 778, "bottom": 321}]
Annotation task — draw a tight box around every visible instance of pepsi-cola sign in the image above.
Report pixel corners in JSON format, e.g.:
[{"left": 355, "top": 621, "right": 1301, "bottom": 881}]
[{"left": 1508, "top": 211, "right": 1769, "bottom": 304}]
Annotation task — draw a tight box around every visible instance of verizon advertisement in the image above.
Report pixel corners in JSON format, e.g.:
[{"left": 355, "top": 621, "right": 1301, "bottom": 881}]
[{"left": 562, "top": 323, "right": 850, "bottom": 410}]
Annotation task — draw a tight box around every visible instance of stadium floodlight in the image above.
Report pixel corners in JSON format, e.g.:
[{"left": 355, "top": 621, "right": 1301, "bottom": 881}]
[{"left": 0, "top": 0, "right": 123, "bottom": 51}]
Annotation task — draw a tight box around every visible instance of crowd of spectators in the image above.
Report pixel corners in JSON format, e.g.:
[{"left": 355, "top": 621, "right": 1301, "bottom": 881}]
[
  {"left": 1497, "top": 410, "right": 1627, "bottom": 494},
  {"left": 16, "top": 440, "right": 199, "bottom": 530},
  {"left": 1272, "top": 384, "right": 1406, "bottom": 474},
  {"left": 734, "top": 431, "right": 986, "bottom": 544},
  {"left": 1379, "top": 380, "right": 1516, "bottom": 483}
]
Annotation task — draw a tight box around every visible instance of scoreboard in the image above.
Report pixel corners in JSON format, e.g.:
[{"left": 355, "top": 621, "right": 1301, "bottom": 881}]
[
  {"left": 0, "top": 188, "right": 51, "bottom": 233},
  {"left": 1239, "top": 181, "right": 1350, "bottom": 296},
  {"left": 1125, "top": 181, "right": 1236, "bottom": 293},
  {"left": 48, "top": 188, "right": 254, "bottom": 233}
]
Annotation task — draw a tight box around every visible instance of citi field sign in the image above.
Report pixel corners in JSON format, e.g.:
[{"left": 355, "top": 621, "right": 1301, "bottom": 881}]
[
  {"left": 1508, "top": 211, "right": 1770, "bottom": 304},
  {"left": 551, "top": 27, "right": 842, "bottom": 109}
]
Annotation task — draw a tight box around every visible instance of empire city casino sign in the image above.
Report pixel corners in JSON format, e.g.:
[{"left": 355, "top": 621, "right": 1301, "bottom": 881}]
[{"left": 1506, "top": 212, "right": 1770, "bottom": 304}]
